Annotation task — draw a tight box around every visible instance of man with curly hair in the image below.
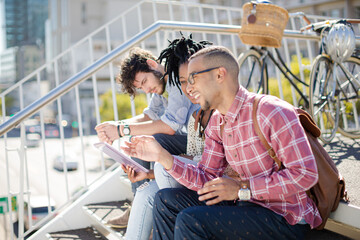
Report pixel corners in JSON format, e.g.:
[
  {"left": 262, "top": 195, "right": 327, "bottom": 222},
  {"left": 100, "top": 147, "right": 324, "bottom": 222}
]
[{"left": 95, "top": 43, "right": 206, "bottom": 228}]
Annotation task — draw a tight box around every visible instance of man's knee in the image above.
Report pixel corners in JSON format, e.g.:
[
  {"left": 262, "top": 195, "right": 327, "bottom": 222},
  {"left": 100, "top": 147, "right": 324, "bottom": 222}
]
[
  {"left": 175, "top": 207, "right": 207, "bottom": 239},
  {"left": 176, "top": 207, "right": 195, "bottom": 226}
]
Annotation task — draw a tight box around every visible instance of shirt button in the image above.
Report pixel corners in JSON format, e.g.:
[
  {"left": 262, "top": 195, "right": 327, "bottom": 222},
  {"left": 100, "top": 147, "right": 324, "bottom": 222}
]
[
  {"left": 228, "top": 134, "right": 232, "bottom": 137},
  {"left": 235, "top": 154, "right": 237, "bottom": 158},
  {"left": 260, "top": 196, "right": 263, "bottom": 199},
  {"left": 241, "top": 173, "right": 244, "bottom": 177}
]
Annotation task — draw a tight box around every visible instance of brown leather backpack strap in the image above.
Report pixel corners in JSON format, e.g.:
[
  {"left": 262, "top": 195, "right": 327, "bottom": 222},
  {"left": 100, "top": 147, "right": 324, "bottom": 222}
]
[
  {"left": 296, "top": 108, "right": 321, "bottom": 138},
  {"left": 253, "top": 95, "right": 282, "bottom": 169}
]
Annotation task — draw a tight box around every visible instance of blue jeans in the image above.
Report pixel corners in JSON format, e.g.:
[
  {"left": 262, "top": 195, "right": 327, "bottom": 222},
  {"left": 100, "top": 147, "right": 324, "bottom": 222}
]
[
  {"left": 131, "top": 133, "right": 187, "bottom": 193},
  {"left": 153, "top": 188, "right": 311, "bottom": 240},
  {"left": 126, "top": 159, "right": 196, "bottom": 240}
]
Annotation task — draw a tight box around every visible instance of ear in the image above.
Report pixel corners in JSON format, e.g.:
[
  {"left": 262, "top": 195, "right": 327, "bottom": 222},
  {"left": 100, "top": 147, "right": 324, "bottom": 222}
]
[
  {"left": 146, "top": 59, "right": 158, "bottom": 70},
  {"left": 216, "top": 67, "right": 227, "bottom": 83}
]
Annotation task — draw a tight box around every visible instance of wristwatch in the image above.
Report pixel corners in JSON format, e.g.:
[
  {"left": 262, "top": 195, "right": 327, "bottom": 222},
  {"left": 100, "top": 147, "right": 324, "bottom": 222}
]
[
  {"left": 238, "top": 182, "right": 251, "bottom": 201},
  {"left": 123, "top": 124, "right": 131, "bottom": 136}
]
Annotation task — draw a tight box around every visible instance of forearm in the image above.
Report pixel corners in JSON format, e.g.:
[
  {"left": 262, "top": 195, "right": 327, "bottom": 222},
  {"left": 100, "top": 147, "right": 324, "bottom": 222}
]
[
  {"left": 157, "top": 149, "right": 174, "bottom": 171},
  {"left": 122, "top": 120, "right": 175, "bottom": 136},
  {"left": 123, "top": 113, "right": 151, "bottom": 123}
]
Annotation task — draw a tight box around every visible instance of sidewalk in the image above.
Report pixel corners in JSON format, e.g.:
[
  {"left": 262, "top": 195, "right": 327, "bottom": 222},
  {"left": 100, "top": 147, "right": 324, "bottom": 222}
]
[{"left": 323, "top": 134, "right": 360, "bottom": 207}]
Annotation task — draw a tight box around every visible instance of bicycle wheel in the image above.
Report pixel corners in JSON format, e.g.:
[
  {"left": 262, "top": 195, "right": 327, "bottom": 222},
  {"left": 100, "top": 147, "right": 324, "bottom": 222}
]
[
  {"left": 309, "top": 55, "right": 340, "bottom": 144},
  {"left": 336, "top": 56, "right": 360, "bottom": 139},
  {"left": 238, "top": 49, "right": 268, "bottom": 94}
]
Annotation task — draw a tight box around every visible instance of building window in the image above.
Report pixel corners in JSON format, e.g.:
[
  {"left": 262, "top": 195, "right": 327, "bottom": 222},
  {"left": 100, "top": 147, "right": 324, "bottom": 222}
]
[
  {"left": 355, "top": 7, "right": 360, "bottom": 18},
  {"left": 330, "top": 9, "right": 342, "bottom": 18}
]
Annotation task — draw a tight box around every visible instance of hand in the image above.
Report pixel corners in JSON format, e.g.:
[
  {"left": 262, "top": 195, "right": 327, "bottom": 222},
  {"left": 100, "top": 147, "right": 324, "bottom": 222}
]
[
  {"left": 121, "top": 135, "right": 174, "bottom": 170},
  {"left": 121, "top": 164, "right": 149, "bottom": 183},
  {"left": 197, "top": 177, "right": 241, "bottom": 205},
  {"left": 94, "top": 121, "right": 120, "bottom": 145},
  {"left": 121, "top": 135, "right": 164, "bottom": 162}
]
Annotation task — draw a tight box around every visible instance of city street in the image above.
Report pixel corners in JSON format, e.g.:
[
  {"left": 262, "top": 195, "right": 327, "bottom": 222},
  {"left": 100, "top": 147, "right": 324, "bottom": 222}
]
[{"left": 0, "top": 136, "right": 112, "bottom": 238}]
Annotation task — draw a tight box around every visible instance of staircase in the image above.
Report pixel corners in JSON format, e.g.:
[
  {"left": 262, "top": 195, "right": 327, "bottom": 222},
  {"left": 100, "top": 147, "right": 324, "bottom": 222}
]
[{"left": 1, "top": 1, "right": 360, "bottom": 240}]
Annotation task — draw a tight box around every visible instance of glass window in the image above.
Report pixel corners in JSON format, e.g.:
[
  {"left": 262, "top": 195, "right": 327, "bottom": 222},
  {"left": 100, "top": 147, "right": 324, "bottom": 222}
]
[
  {"left": 330, "top": 8, "right": 342, "bottom": 18},
  {"left": 355, "top": 7, "right": 360, "bottom": 18}
]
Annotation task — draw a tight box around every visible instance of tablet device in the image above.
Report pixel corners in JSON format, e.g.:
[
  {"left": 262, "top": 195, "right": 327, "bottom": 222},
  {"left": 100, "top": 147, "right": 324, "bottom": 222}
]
[{"left": 94, "top": 142, "right": 149, "bottom": 173}]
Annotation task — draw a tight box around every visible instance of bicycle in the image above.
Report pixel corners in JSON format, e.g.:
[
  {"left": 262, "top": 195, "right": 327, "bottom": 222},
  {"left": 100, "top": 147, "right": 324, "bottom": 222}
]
[
  {"left": 302, "top": 19, "right": 360, "bottom": 143},
  {"left": 238, "top": 12, "right": 312, "bottom": 108},
  {"left": 238, "top": 11, "right": 360, "bottom": 143}
]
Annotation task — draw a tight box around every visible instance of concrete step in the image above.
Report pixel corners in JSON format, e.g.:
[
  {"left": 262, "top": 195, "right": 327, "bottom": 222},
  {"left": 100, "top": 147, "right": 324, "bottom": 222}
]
[
  {"left": 48, "top": 227, "right": 107, "bottom": 240},
  {"left": 82, "top": 200, "right": 131, "bottom": 240}
]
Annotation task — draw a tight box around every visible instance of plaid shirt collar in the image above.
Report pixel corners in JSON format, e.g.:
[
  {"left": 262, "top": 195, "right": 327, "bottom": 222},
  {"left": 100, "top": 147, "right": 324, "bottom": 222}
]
[{"left": 220, "top": 86, "right": 248, "bottom": 124}]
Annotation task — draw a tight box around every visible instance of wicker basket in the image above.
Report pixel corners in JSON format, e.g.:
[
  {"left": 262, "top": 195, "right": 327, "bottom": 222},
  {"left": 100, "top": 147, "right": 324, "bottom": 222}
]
[{"left": 239, "top": 2, "right": 289, "bottom": 48}]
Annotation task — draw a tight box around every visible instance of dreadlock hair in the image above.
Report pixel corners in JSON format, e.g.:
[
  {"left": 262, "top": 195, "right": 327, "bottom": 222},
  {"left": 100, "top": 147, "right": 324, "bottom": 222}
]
[
  {"left": 117, "top": 47, "right": 158, "bottom": 96},
  {"left": 158, "top": 33, "right": 212, "bottom": 93}
]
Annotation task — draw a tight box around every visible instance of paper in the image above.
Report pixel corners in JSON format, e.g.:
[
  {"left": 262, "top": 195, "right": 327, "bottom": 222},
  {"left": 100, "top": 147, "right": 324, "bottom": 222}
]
[{"left": 94, "top": 142, "right": 149, "bottom": 173}]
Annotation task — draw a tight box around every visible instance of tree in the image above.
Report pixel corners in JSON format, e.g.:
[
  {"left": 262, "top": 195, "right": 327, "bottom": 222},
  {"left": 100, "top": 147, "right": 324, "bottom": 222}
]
[
  {"left": 99, "top": 90, "right": 148, "bottom": 122},
  {"left": 0, "top": 95, "right": 15, "bottom": 117}
]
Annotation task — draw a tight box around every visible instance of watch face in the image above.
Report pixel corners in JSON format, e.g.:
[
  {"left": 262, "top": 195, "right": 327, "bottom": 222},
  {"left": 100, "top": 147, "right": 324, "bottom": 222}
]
[
  {"left": 123, "top": 126, "right": 130, "bottom": 135},
  {"left": 238, "top": 189, "right": 251, "bottom": 201}
]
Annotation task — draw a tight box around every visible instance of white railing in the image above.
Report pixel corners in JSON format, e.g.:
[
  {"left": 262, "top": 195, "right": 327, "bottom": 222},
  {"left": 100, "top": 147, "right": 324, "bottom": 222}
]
[{"left": 0, "top": 0, "right": 352, "bottom": 239}]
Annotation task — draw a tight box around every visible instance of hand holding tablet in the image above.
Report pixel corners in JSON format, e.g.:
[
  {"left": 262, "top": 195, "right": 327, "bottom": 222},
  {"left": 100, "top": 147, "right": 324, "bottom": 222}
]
[{"left": 94, "top": 142, "right": 149, "bottom": 173}]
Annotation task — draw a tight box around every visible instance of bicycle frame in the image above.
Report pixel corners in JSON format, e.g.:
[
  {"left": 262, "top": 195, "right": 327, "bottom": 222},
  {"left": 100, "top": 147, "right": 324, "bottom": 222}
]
[
  {"left": 337, "top": 61, "right": 360, "bottom": 101},
  {"left": 251, "top": 47, "right": 310, "bottom": 108}
]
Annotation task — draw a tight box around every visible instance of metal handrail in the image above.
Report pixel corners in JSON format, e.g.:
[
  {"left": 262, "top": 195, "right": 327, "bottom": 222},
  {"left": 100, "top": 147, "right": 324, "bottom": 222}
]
[
  {"left": 0, "top": 0, "right": 243, "bottom": 97},
  {"left": 0, "top": 20, "right": 321, "bottom": 136},
  {"left": 0, "top": 21, "right": 319, "bottom": 137}
]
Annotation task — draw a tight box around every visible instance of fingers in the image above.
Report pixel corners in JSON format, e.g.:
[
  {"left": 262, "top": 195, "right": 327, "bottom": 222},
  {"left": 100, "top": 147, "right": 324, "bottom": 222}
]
[
  {"left": 198, "top": 186, "right": 223, "bottom": 205},
  {"left": 126, "top": 166, "right": 136, "bottom": 182},
  {"left": 97, "top": 131, "right": 112, "bottom": 144},
  {"left": 197, "top": 177, "right": 239, "bottom": 205},
  {"left": 94, "top": 122, "right": 109, "bottom": 130},
  {"left": 120, "top": 146, "right": 131, "bottom": 155},
  {"left": 203, "top": 196, "right": 222, "bottom": 206},
  {"left": 198, "top": 183, "right": 221, "bottom": 198},
  {"left": 199, "top": 178, "right": 224, "bottom": 195},
  {"left": 202, "top": 177, "right": 223, "bottom": 188}
]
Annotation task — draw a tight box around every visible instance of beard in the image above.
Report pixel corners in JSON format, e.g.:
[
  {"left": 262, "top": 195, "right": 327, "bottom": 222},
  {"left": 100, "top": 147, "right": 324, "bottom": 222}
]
[
  {"left": 201, "top": 100, "right": 211, "bottom": 111},
  {"left": 152, "top": 70, "right": 166, "bottom": 95}
]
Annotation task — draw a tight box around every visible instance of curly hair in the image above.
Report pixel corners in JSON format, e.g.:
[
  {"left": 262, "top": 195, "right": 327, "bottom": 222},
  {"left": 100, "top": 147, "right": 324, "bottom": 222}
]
[
  {"left": 158, "top": 33, "right": 212, "bottom": 93},
  {"left": 116, "top": 47, "right": 157, "bottom": 96}
]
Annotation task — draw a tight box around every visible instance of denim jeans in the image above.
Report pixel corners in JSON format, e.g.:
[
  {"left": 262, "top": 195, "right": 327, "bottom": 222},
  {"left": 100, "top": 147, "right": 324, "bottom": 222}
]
[
  {"left": 131, "top": 133, "right": 187, "bottom": 193},
  {"left": 153, "top": 188, "right": 311, "bottom": 240},
  {"left": 126, "top": 159, "right": 196, "bottom": 240}
]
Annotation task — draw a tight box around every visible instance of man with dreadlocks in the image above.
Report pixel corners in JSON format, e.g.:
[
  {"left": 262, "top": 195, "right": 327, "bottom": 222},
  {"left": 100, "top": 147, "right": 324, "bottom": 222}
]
[
  {"left": 95, "top": 34, "right": 210, "bottom": 229},
  {"left": 110, "top": 35, "right": 215, "bottom": 240}
]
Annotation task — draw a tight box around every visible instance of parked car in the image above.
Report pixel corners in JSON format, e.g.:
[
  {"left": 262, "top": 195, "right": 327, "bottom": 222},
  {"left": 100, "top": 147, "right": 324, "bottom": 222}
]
[
  {"left": 53, "top": 155, "right": 78, "bottom": 171},
  {"left": 23, "top": 196, "right": 56, "bottom": 230}
]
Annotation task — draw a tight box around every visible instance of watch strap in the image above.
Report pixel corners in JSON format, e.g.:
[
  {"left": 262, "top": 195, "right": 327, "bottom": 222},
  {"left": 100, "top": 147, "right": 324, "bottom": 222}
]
[{"left": 117, "top": 124, "right": 122, "bottom": 138}]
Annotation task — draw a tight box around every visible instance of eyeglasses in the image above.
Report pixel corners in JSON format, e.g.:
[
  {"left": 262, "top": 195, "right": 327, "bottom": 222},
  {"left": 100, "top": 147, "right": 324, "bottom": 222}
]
[{"left": 187, "top": 67, "right": 220, "bottom": 85}]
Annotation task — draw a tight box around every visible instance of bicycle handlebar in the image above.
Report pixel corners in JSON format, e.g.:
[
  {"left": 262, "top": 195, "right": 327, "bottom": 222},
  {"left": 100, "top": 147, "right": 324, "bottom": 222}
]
[
  {"left": 289, "top": 12, "right": 311, "bottom": 25},
  {"left": 300, "top": 19, "right": 360, "bottom": 32}
]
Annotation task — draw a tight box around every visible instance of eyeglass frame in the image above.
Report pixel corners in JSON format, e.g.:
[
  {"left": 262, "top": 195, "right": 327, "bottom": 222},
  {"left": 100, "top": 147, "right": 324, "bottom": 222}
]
[{"left": 187, "top": 67, "right": 221, "bottom": 85}]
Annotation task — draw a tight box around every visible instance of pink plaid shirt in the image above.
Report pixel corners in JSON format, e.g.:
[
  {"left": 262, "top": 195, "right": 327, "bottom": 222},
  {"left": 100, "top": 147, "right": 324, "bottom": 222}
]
[{"left": 168, "top": 86, "right": 322, "bottom": 229}]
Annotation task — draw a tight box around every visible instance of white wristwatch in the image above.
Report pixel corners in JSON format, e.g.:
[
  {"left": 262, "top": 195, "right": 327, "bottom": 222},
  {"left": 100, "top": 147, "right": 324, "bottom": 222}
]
[
  {"left": 238, "top": 182, "right": 251, "bottom": 201},
  {"left": 123, "top": 124, "right": 131, "bottom": 136}
]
